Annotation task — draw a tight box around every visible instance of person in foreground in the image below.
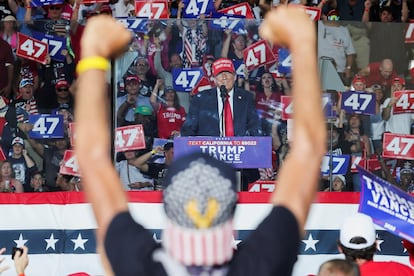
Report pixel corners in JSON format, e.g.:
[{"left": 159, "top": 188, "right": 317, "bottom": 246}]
[
  {"left": 74, "top": 7, "right": 326, "bottom": 276},
  {"left": 338, "top": 213, "right": 414, "bottom": 275}
]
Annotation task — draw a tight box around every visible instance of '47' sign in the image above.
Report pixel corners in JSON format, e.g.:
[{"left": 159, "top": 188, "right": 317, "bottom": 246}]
[
  {"left": 393, "top": 90, "right": 414, "bottom": 114},
  {"left": 115, "top": 124, "right": 146, "bottom": 152},
  {"left": 405, "top": 22, "right": 414, "bottom": 43},
  {"left": 28, "top": 114, "right": 64, "bottom": 139},
  {"left": 281, "top": 94, "right": 331, "bottom": 120},
  {"left": 16, "top": 33, "right": 48, "bottom": 65},
  {"left": 60, "top": 150, "right": 80, "bottom": 177},
  {"left": 172, "top": 68, "right": 204, "bottom": 92},
  {"left": 341, "top": 91, "right": 375, "bottom": 115},
  {"left": 321, "top": 154, "right": 350, "bottom": 175},
  {"left": 182, "top": 0, "right": 214, "bottom": 18},
  {"left": 383, "top": 133, "right": 414, "bottom": 160},
  {"left": 135, "top": 1, "right": 169, "bottom": 19},
  {"left": 218, "top": 2, "right": 254, "bottom": 19},
  {"left": 243, "top": 40, "right": 276, "bottom": 71}
]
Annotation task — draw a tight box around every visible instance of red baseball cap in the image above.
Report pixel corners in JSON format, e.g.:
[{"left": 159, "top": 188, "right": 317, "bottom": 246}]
[
  {"left": 55, "top": 80, "right": 69, "bottom": 89},
  {"left": 392, "top": 76, "right": 406, "bottom": 86},
  {"left": 125, "top": 75, "right": 139, "bottom": 82},
  {"left": 212, "top": 58, "right": 235, "bottom": 77},
  {"left": 352, "top": 74, "right": 366, "bottom": 84}
]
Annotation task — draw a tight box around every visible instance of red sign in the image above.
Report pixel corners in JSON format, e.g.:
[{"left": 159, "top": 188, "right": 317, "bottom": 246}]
[
  {"left": 243, "top": 40, "right": 276, "bottom": 71},
  {"left": 392, "top": 90, "right": 414, "bottom": 114},
  {"left": 248, "top": 181, "right": 276, "bottom": 192},
  {"left": 16, "top": 33, "right": 48, "bottom": 65},
  {"left": 304, "top": 6, "right": 321, "bottom": 21},
  {"left": 60, "top": 150, "right": 81, "bottom": 177},
  {"left": 405, "top": 21, "right": 414, "bottom": 43},
  {"left": 191, "top": 76, "right": 213, "bottom": 96},
  {"left": 115, "top": 124, "right": 146, "bottom": 152},
  {"left": 281, "top": 96, "right": 293, "bottom": 120},
  {"left": 218, "top": 2, "right": 254, "bottom": 19},
  {"left": 135, "top": 1, "right": 169, "bottom": 19},
  {"left": 69, "top": 122, "right": 76, "bottom": 147},
  {"left": 0, "top": 147, "right": 6, "bottom": 161},
  {"left": 383, "top": 133, "right": 414, "bottom": 160},
  {"left": 350, "top": 155, "right": 366, "bottom": 173}
]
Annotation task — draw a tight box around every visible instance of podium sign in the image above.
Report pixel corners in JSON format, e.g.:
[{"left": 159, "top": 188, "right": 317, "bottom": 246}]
[{"left": 174, "top": 136, "right": 272, "bottom": 168}]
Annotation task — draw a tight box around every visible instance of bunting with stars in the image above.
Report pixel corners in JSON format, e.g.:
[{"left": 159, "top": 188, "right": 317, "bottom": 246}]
[{"left": 0, "top": 192, "right": 411, "bottom": 276}]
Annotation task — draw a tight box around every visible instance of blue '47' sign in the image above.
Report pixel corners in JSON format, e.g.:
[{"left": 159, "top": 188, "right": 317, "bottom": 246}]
[
  {"left": 341, "top": 91, "right": 375, "bottom": 115},
  {"left": 182, "top": 0, "right": 214, "bottom": 18},
  {"left": 321, "top": 154, "right": 350, "bottom": 175},
  {"left": 29, "top": 114, "right": 64, "bottom": 139},
  {"left": 172, "top": 68, "right": 204, "bottom": 92}
]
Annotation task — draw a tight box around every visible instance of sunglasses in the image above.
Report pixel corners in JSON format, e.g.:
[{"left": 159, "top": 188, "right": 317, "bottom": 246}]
[
  {"left": 57, "top": 88, "right": 69, "bottom": 91},
  {"left": 49, "top": 5, "right": 62, "bottom": 10}
]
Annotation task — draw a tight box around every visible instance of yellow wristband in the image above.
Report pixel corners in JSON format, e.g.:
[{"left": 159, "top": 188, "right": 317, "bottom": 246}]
[
  {"left": 76, "top": 56, "right": 110, "bottom": 75},
  {"left": 151, "top": 149, "right": 157, "bottom": 155}
]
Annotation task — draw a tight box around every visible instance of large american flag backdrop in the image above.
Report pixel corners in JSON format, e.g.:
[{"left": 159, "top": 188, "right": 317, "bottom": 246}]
[{"left": 0, "top": 192, "right": 411, "bottom": 276}]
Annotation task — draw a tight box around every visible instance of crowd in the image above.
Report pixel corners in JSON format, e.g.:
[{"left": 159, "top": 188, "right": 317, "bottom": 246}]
[{"left": 1, "top": 0, "right": 414, "bottom": 192}]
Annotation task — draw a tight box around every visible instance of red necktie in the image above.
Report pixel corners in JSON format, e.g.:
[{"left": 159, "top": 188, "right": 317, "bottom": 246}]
[{"left": 224, "top": 95, "right": 234, "bottom": 136}]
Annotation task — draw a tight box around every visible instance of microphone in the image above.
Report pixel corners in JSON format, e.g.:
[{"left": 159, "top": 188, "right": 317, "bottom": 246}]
[{"left": 220, "top": 85, "right": 227, "bottom": 100}]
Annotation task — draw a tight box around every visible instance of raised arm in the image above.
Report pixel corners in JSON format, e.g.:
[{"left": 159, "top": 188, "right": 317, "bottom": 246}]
[
  {"left": 74, "top": 15, "right": 132, "bottom": 275},
  {"left": 260, "top": 6, "right": 326, "bottom": 232}
]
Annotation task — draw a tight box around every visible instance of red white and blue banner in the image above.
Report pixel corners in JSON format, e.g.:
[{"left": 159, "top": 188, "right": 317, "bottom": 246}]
[
  {"left": 173, "top": 136, "right": 272, "bottom": 168},
  {"left": 0, "top": 192, "right": 411, "bottom": 276}
]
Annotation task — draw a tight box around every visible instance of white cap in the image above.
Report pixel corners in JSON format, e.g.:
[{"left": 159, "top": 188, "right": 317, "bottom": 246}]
[{"left": 340, "top": 213, "right": 376, "bottom": 250}]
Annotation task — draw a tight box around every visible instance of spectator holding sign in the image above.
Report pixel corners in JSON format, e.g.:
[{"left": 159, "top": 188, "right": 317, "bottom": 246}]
[
  {"left": 339, "top": 213, "right": 414, "bottom": 275},
  {"left": 382, "top": 76, "right": 414, "bottom": 135},
  {"left": 116, "top": 150, "right": 154, "bottom": 191},
  {"left": 150, "top": 80, "right": 186, "bottom": 139},
  {"left": 176, "top": 1, "right": 208, "bottom": 68},
  {"left": 359, "top": 59, "right": 398, "bottom": 95}
]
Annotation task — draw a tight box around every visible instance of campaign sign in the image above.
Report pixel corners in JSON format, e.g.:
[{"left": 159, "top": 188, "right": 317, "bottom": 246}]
[
  {"left": 393, "top": 90, "right": 414, "bottom": 114},
  {"left": 277, "top": 48, "right": 291, "bottom": 75},
  {"left": 174, "top": 136, "right": 272, "bottom": 168},
  {"left": 115, "top": 124, "right": 146, "bottom": 152},
  {"left": 350, "top": 155, "right": 366, "bottom": 173},
  {"left": 341, "top": 91, "right": 375, "bottom": 115},
  {"left": 59, "top": 150, "right": 81, "bottom": 177},
  {"left": 304, "top": 6, "right": 321, "bottom": 21},
  {"left": 117, "top": 17, "right": 148, "bottom": 33},
  {"left": 16, "top": 33, "right": 48, "bottom": 65},
  {"left": 218, "top": 2, "right": 254, "bottom": 19},
  {"left": 248, "top": 181, "right": 275, "bottom": 192},
  {"left": 405, "top": 22, "right": 414, "bottom": 44},
  {"left": 172, "top": 68, "right": 204, "bottom": 92},
  {"left": 321, "top": 154, "right": 350, "bottom": 175},
  {"left": 383, "top": 132, "right": 414, "bottom": 160},
  {"left": 358, "top": 167, "right": 414, "bottom": 244},
  {"left": 135, "top": 1, "right": 169, "bottom": 19},
  {"left": 191, "top": 76, "right": 213, "bottom": 96},
  {"left": 209, "top": 14, "right": 245, "bottom": 34},
  {"left": 32, "top": 32, "right": 66, "bottom": 62},
  {"left": 182, "top": 0, "right": 214, "bottom": 18},
  {"left": 243, "top": 40, "right": 277, "bottom": 71},
  {"left": 233, "top": 59, "right": 246, "bottom": 79},
  {"left": 30, "top": 0, "right": 62, "bottom": 7},
  {"left": 281, "top": 94, "right": 332, "bottom": 120},
  {"left": 69, "top": 122, "right": 76, "bottom": 147},
  {"left": 28, "top": 114, "right": 64, "bottom": 139}
]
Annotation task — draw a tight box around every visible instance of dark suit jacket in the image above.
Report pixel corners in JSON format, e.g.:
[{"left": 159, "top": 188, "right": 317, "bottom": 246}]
[{"left": 181, "top": 87, "right": 261, "bottom": 136}]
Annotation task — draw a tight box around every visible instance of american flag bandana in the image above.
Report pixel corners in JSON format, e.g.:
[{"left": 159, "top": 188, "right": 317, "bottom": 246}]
[
  {"left": 162, "top": 219, "right": 234, "bottom": 266},
  {"left": 182, "top": 26, "right": 207, "bottom": 68}
]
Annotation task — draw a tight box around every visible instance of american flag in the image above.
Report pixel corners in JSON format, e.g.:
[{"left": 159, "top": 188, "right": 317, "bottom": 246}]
[{"left": 0, "top": 192, "right": 411, "bottom": 276}]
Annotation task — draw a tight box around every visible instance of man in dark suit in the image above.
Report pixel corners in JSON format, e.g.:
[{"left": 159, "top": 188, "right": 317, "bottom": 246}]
[
  {"left": 181, "top": 58, "right": 261, "bottom": 189},
  {"left": 181, "top": 58, "right": 261, "bottom": 137}
]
